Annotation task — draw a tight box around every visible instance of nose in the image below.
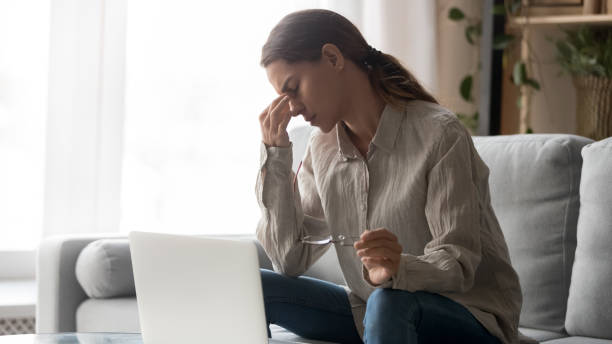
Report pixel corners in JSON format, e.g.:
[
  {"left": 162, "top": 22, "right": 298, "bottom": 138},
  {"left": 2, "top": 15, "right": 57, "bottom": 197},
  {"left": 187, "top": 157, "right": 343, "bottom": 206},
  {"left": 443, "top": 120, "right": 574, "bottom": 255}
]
[{"left": 288, "top": 100, "right": 304, "bottom": 117}]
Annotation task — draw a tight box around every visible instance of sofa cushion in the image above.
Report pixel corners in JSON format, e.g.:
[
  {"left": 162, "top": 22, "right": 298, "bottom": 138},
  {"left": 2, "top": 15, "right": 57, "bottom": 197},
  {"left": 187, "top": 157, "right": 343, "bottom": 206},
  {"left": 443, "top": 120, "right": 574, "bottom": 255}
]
[
  {"left": 76, "top": 297, "right": 140, "bottom": 333},
  {"left": 519, "top": 327, "right": 568, "bottom": 342},
  {"left": 74, "top": 236, "right": 276, "bottom": 299},
  {"left": 473, "top": 134, "right": 592, "bottom": 332},
  {"left": 75, "top": 239, "right": 136, "bottom": 299},
  {"left": 543, "top": 337, "right": 612, "bottom": 344},
  {"left": 565, "top": 137, "right": 612, "bottom": 339}
]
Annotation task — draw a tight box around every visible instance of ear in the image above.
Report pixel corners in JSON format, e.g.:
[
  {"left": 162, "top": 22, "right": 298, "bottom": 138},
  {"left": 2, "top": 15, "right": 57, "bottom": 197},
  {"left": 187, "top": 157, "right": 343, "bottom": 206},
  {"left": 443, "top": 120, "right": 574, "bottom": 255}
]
[{"left": 321, "top": 43, "right": 344, "bottom": 71}]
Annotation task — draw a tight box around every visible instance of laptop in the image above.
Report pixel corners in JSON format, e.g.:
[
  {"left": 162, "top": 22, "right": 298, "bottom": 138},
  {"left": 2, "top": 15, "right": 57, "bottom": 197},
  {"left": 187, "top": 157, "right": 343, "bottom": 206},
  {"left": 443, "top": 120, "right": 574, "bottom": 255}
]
[{"left": 129, "top": 231, "right": 290, "bottom": 344}]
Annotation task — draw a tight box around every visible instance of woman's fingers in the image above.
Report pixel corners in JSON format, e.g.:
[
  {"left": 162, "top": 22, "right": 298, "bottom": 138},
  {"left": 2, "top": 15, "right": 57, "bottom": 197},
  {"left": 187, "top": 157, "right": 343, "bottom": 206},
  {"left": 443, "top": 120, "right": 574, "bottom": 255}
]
[
  {"left": 278, "top": 110, "right": 292, "bottom": 134},
  {"left": 259, "top": 94, "right": 284, "bottom": 126},
  {"left": 269, "top": 96, "right": 290, "bottom": 128},
  {"left": 360, "top": 228, "right": 398, "bottom": 242},
  {"left": 356, "top": 247, "right": 401, "bottom": 262},
  {"left": 354, "top": 238, "right": 401, "bottom": 253},
  {"left": 259, "top": 94, "right": 292, "bottom": 147},
  {"left": 354, "top": 228, "right": 402, "bottom": 255}
]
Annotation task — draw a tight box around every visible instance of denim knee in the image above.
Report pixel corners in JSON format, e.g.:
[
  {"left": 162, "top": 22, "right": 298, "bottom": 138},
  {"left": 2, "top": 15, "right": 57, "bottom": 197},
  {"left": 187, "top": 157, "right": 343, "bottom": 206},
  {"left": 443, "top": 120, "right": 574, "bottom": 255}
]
[
  {"left": 260, "top": 268, "right": 282, "bottom": 298},
  {"left": 363, "top": 288, "right": 420, "bottom": 343}
]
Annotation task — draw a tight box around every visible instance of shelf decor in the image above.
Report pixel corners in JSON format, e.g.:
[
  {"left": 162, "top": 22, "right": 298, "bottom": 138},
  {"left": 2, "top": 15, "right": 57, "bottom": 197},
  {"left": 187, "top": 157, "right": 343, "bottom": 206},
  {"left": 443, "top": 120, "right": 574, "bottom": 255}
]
[
  {"left": 524, "top": 0, "right": 585, "bottom": 15},
  {"left": 555, "top": 26, "right": 612, "bottom": 140},
  {"left": 573, "top": 76, "right": 612, "bottom": 139},
  {"left": 530, "top": 0, "right": 583, "bottom": 6}
]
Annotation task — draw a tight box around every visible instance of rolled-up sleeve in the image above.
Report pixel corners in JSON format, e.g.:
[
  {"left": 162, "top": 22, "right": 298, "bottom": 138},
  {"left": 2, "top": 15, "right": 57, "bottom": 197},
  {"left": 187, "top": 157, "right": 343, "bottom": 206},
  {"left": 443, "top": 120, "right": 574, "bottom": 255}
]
[
  {"left": 383, "top": 121, "right": 482, "bottom": 293},
  {"left": 255, "top": 139, "right": 330, "bottom": 276}
]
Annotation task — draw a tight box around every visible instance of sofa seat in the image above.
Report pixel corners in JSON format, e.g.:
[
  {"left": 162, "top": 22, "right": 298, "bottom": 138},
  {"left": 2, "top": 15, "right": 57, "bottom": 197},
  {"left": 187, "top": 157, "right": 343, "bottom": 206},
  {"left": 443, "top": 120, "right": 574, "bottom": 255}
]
[
  {"left": 76, "top": 298, "right": 139, "bottom": 333},
  {"left": 75, "top": 296, "right": 612, "bottom": 343},
  {"left": 73, "top": 289, "right": 584, "bottom": 343},
  {"left": 544, "top": 338, "right": 612, "bottom": 344},
  {"left": 519, "top": 327, "right": 568, "bottom": 342}
]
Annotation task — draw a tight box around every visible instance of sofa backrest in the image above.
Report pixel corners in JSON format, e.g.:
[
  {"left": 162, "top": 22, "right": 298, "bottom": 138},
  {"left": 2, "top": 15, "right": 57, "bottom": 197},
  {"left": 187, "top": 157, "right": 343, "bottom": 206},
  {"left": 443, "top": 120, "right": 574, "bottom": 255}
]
[
  {"left": 473, "top": 134, "right": 592, "bottom": 332},
  {"left": 565, "top": 137, "right": 612, "bottom": 340}
]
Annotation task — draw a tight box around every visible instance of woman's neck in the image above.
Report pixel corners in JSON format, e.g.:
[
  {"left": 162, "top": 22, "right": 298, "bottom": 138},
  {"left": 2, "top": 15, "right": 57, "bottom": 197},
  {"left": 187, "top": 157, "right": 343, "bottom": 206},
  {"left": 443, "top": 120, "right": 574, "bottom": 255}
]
[{"left": 341, "top": 77, "right": 386, "bottom": 151}]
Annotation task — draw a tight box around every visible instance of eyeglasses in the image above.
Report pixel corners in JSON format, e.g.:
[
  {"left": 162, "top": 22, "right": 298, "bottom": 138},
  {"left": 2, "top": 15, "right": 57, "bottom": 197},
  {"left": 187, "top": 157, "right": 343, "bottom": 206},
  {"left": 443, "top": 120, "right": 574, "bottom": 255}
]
[{"left": 301, "top": 234, "right": 361, "bottom": 246}]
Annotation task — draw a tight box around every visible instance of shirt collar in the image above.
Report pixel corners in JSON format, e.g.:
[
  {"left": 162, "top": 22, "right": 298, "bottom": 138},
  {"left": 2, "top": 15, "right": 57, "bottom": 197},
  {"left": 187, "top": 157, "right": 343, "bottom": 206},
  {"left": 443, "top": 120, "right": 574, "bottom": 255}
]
[{"left": 336, "top": 103, "right": 405, "bottom": 160}]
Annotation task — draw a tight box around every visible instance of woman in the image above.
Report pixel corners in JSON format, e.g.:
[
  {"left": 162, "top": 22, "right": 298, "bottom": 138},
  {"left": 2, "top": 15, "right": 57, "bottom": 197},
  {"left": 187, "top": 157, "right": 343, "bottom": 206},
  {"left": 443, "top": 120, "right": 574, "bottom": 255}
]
[{"left": 256, "top": 9, "right": 524, "bottom": 344}]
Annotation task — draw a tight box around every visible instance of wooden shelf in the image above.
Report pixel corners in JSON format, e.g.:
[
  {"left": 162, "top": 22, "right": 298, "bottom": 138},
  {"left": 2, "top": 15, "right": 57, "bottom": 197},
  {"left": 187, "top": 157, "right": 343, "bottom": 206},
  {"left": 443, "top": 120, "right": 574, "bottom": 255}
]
[{"left": 510, "top": 14, "right": 612, "bottom": 27}]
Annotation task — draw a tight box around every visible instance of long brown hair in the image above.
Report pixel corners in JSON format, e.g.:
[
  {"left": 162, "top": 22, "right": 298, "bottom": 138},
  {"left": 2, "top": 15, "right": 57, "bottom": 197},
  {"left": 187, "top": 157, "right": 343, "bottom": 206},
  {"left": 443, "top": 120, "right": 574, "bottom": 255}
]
[{"left": 260, "top": 9, "right": 438, "bottom": 108}]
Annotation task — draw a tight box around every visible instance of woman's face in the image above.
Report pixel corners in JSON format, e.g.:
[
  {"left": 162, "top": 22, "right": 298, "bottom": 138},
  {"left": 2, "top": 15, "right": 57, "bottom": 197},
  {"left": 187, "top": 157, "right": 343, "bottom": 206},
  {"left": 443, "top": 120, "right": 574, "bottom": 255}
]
[{"left": 265, "top": 55, "right": 344, "bottom": 133}]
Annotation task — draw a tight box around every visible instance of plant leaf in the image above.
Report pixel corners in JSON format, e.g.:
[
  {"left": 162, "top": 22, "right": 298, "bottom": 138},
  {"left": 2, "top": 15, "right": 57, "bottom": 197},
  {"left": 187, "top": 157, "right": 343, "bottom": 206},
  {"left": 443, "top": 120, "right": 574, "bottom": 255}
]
[
  {"left": 554, "top": 26, "right": 612, "bottom": 77},
  {"left": 493, "top": 34, "right": 515, "bottom": 50},
  {"left": 526, "top": 127, "right": 534, "bottom": 134},
  {"left": 449, "top": 7, "right": 465, "bottom": 21},
  {"left": 525, "top": 78, "right": 540, "bottom": 90},
  {"left": 465, "top": 26, "right": 477, "bottom": 45},
  {"left": 460, "top": 75, "right": 473, "bottom": 102},
  {"left": 513, "top": 62, "right": 525, "bottom": 85}
]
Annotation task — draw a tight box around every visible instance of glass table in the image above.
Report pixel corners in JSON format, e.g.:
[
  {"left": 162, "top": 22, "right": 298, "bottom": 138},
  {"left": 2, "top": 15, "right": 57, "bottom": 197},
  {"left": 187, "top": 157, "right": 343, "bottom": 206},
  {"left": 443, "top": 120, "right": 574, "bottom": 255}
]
[{"left": 0, "top": 333, "right": 142, "bottom": 343}]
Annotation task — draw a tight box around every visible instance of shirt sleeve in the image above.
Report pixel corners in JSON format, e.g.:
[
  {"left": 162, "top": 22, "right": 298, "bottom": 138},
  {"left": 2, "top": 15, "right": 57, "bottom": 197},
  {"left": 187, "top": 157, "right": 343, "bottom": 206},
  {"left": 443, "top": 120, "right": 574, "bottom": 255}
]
[
  {"left": 369, "top": 120, "right": 483, "bottom": 293},
  {"left": 255, "top": 139, "right": 330, "bottom": 277}
]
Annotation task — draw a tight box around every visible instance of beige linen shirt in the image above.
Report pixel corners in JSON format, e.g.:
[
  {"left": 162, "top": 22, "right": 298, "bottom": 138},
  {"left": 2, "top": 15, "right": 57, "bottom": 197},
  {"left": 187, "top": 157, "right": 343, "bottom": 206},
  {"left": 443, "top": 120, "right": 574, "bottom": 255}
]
[{"left": 256, "top": 100, "right": 524, "bottom": 344}]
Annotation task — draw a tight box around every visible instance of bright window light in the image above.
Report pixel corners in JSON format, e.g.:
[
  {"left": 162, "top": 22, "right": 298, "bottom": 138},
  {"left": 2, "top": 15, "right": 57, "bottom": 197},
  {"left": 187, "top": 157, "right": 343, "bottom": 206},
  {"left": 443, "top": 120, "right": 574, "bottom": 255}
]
[
  {"left": 0, "top": 1, "right": 50, "bottom": 251},
  {"left": 120, "top": 1, "right": 319, "bottom": 235}
]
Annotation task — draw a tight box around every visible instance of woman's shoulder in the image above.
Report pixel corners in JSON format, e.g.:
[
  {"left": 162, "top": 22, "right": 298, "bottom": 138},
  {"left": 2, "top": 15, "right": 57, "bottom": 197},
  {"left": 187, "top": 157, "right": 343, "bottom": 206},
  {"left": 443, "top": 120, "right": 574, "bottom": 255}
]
[
  {"left": 403, "top": 100, "right": 459, "bottom": 129},
  {"left": 400, "top": 100, "right": 468, "bottom": 144}
]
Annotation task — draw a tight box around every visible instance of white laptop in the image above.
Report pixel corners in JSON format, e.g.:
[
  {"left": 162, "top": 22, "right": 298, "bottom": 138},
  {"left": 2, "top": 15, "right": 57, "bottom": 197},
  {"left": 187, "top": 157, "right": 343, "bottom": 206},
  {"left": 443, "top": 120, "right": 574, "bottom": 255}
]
[{"left": 129, "top": 231, "right": 290, "bottom": 344}]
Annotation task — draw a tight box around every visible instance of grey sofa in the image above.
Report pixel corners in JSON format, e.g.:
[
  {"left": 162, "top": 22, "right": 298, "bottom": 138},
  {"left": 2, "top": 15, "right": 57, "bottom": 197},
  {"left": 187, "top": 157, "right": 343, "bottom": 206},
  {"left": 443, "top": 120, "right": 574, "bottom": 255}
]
[{"left": 36, "top": 127, "right": 612, "bottom": 344}]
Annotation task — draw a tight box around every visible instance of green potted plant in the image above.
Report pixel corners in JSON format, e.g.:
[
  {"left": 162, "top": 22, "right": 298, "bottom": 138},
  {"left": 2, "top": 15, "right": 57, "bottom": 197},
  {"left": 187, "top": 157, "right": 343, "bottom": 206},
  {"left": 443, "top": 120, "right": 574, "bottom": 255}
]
[
  {"left": 554, "top": 26, "right": 612, "bottom": 140},
  {"left": 448, "top": 1, "right": 540, "bottom": 134}
]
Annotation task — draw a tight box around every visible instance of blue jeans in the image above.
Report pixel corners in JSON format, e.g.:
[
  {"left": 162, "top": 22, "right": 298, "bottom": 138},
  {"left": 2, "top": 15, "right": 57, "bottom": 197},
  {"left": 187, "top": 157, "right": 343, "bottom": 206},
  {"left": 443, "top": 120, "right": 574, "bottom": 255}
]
[{"left": 260, "top": 269, "right": 501, "bottom": 344}]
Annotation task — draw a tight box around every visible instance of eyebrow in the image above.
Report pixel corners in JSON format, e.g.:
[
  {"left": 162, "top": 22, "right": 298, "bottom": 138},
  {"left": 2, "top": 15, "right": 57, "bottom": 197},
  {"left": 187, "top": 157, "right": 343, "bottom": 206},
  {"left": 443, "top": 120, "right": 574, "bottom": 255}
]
[{"left": 280, "top": 76, "right": 294, "bottom": 94}]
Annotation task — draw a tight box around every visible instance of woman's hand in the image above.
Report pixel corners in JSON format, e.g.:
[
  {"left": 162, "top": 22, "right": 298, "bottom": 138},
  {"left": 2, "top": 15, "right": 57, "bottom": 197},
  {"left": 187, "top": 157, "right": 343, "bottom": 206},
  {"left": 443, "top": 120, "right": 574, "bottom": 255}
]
[
  {"left": 259, "top": 95, "right": 293, "bottom": 147},
  {"left": 354, "top": 228, "right": 402, "bottom": 286}
]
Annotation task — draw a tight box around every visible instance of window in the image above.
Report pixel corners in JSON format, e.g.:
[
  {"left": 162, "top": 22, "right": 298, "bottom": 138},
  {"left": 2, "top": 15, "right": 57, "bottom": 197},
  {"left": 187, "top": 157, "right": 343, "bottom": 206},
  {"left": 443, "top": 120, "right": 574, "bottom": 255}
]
[
  {"left": 0, "top": 0, "right": 50, "bottom": 251},
  {"left": 120, "top": 1, "right": 323, "bottom": 235}
]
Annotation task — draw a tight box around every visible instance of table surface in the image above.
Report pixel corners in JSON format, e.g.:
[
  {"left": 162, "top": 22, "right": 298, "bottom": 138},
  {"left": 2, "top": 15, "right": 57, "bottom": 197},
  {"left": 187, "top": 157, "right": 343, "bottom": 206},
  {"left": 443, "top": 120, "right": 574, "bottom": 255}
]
[{"left": 0, "top": 333, "right": 142, "bottom": 343}]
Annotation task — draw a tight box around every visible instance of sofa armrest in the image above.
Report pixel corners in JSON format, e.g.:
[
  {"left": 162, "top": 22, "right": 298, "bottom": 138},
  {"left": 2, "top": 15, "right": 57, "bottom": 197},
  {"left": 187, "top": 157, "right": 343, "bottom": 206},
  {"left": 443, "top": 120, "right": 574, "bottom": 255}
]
[
  {"left": 36, "top": 234, "right": 125, "bottom": 333},
  {"left": 36, "top": 233, "right": 273, "bottom": 334}
]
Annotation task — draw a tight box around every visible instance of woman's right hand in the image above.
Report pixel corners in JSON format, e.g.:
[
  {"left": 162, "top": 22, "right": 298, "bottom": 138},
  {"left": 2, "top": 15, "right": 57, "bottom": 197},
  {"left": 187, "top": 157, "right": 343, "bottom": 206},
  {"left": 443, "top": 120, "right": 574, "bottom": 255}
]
[{"left": 259, "top": 95, "right": 292, "bottom": 147}]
